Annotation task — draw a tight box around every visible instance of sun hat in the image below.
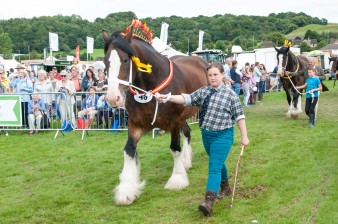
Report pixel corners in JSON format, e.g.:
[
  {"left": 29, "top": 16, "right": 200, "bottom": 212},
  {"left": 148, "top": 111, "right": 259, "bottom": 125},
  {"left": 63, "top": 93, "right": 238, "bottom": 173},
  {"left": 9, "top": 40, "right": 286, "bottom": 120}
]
[
  {"left": 60, "top": 70, "right": 68, "bottom": 76},
  {"left": 15, "top": 64, "right": 25, "bottom": 69}
]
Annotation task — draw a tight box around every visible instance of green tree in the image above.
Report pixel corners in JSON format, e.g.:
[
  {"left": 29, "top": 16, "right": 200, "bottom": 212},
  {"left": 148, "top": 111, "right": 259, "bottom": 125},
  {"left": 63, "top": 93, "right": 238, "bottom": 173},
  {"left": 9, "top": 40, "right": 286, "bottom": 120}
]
[
  {"left": 299, "top": 41, "right": 312, "bottom": 53},
  {"left": 0, "top": 32, "right": 13, "bottom": 54}
]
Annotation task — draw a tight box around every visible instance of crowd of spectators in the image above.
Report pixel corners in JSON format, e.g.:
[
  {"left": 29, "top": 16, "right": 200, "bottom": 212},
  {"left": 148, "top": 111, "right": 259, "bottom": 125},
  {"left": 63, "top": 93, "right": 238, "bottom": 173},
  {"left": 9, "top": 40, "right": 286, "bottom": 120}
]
[{"left": 1, "top": 60, "right": 128, "bottom": 135}]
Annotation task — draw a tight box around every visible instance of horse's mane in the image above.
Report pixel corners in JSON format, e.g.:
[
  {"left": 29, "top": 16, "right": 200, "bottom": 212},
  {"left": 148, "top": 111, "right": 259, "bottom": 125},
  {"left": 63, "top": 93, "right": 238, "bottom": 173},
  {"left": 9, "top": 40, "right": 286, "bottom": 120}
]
[
  {"left": 104, "top": 30, "right": 136, "bottom": 56},
  {"left": 104, "top": 30, "right": 162, "bottom": 64}
]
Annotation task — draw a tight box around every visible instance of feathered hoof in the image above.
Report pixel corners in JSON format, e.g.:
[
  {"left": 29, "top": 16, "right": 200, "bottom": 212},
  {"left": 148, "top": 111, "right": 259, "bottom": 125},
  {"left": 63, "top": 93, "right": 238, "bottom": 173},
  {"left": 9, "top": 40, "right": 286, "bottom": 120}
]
[
  {"left": 164, "top": 173, "right": 189, "bottom": 190},
  {"left": 114, "top": 181, "right": 145, "bottom": 205}
]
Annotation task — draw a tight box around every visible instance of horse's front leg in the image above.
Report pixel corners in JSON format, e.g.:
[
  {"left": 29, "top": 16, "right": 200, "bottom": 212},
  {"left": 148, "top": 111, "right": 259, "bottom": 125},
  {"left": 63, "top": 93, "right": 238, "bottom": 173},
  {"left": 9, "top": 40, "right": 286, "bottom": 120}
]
[
  {"left": 114, "top": 126, "right": 145, "bottom": 205},
  {"left": 165, "top": 122, "right": 189, "bottom": 190},
  {"left": 290, "top": 90, "right": 302, "bottom": 118}
]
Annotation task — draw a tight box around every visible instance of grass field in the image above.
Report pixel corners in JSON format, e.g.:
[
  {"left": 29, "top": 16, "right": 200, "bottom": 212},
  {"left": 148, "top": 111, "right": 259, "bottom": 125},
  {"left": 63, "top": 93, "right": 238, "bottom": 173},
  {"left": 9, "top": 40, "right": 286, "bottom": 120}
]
[
  {"left": 286, "top": 23, "right": 338, "bottom": 37},
  {"left": 0, "top": 80, "right": 337, "bottom": 223}
]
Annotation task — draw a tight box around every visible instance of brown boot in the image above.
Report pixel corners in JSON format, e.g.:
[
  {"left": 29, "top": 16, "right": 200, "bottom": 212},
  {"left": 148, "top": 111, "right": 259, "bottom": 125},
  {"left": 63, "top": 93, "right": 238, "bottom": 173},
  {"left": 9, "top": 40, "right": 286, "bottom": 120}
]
[
  {"left": 258, "top": 93, "right": 263, "bottom": 101},
  {"left": 217, "top": 180, "right": 232, "bottom": 199},
  {"left": 198, "top": 190, "right": 217, "bottom": 216}
]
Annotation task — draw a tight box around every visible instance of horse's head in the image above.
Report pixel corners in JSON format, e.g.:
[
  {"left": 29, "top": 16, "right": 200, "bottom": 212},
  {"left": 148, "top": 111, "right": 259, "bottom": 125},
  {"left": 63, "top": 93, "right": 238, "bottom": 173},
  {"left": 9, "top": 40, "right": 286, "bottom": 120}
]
[
  {"left": 274, "top": 45, "right": 290, "bottom": 75},
  {"left": 329, "top": 57, "right": 337, "bottom": 63},
  {"left": 102, "top": 28, "right": 137, "bottom": 108}
]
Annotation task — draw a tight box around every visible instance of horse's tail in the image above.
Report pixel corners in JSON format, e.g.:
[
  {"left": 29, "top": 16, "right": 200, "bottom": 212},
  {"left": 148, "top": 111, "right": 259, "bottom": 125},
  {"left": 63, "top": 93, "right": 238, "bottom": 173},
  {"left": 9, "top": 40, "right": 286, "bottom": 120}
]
[{"left": 321, "top": 81, "right": 329, "bottom": 92}]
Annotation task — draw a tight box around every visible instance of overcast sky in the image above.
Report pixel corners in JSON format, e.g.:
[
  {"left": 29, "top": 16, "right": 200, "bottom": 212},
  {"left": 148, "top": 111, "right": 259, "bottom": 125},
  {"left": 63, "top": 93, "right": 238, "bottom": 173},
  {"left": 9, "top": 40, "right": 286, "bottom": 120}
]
[{"left": 1, "top": 0, "right": 337, "bottom": 23}]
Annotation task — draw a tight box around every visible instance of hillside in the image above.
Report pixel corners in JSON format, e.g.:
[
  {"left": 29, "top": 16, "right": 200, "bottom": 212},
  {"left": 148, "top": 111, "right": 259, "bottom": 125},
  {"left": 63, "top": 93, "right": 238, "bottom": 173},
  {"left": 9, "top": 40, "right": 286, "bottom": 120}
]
[{"left": 286, "top": 23, "right": 338, "bottom": 37}]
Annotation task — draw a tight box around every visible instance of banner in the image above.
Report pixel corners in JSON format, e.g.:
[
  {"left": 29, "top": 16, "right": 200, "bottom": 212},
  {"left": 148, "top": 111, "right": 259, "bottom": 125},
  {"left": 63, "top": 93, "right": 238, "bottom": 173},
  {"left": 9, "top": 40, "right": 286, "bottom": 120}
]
[
  {"left": 198, "top": 30, "right": 204, "bottom": 51},
  {"left": 75, "top": 45, "right": 80, "bottom": 61},
  {"left": 87, "top": 37, "right": 94, "bottom": 54},
  {"left": 49, "top": 32, "right": 59, "bottom": 51},
  {"left": 160, "top": 22, "right": 169, "bottom": 45},
  {"left": 0, "top": 95, "right": 22, "bottom": 126}
]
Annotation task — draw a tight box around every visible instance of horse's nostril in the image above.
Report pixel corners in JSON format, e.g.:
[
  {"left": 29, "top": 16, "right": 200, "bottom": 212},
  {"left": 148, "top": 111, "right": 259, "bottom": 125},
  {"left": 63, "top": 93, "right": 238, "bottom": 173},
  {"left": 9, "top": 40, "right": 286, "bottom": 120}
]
[{"left": 116, "top": 96, "right": 120, "bottom": 102}]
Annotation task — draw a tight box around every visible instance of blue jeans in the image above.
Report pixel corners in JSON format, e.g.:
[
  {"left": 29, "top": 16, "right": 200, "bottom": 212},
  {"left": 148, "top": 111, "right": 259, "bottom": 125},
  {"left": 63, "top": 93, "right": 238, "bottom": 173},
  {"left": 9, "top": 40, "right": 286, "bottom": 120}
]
[
  {"left": 201, "top": 128, "right": 234, "bottom": 193},
  {"left": 232, "top": 83, "right": 241, "bottom": 95},
  {"left": 259, "top": 81, "right": 266, "bottom": 94}
]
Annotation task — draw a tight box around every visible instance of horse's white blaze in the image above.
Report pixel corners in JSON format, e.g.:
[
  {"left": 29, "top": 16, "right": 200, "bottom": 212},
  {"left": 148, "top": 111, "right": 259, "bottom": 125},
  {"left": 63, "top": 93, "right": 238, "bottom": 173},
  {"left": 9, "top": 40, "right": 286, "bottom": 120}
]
[
  {"left": 277, "top": 54, "right": 284, "bottom": 75},
  {"left": 181, "top": 134, "right": 193, "bottom": 171},
  {"left": 165, "top": 151, "right": 189, "bottom": 190},
  {"left": 107, "top": 50, "right": 122, "bottom": 107},
  {"left": 114, "top": 151, "right": 145, "bottom": 205}
]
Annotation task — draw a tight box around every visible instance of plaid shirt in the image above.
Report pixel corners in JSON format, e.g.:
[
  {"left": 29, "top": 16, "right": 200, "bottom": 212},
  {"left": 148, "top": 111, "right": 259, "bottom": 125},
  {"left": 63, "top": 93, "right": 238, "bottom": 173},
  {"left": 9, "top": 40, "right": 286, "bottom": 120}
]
[{"left": 182, "top": 84, "right": 245, "bottom": 131}]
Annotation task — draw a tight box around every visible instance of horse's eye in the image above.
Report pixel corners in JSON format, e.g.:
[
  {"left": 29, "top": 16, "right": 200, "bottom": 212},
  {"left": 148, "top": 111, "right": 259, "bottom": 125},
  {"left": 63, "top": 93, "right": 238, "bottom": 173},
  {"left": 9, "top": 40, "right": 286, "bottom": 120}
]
[{"left": 123, "top": 57, "right": 128, "bottom": 63}]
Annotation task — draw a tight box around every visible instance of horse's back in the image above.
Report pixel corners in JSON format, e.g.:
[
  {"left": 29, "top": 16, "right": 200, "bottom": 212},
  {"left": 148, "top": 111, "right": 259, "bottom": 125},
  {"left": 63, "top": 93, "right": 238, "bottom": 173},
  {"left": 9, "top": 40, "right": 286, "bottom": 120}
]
[
  {"left": 170, "top": 55, "right": 208, "bottom": 92},
  {"left": 169, "top": 55, "right": 209, "bottom": 120}
]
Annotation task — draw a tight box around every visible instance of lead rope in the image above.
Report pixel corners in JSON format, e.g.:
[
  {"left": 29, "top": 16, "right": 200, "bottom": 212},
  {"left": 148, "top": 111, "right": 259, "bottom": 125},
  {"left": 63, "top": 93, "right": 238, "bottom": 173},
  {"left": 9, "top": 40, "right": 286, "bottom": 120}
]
[{"left": 286, "top": 75, "right": 315, "bottom": 103}]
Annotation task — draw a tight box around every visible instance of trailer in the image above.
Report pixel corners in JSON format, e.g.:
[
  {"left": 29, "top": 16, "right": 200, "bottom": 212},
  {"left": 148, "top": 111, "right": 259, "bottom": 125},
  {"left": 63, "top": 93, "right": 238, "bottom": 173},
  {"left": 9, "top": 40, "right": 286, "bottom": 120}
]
[{"left": 232, "top": 46, "right": 301, "bottom": 72}]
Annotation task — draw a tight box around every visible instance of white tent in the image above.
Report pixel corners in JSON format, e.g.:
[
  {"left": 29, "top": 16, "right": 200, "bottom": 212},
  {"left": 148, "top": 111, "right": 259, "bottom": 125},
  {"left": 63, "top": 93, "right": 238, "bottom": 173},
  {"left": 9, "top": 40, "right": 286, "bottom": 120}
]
[
  {"left": 1, "top": 58, "right": 21, "bottom": 73},
  {"left": 152, "top": 37, "right": 187, "bottom": 58}
]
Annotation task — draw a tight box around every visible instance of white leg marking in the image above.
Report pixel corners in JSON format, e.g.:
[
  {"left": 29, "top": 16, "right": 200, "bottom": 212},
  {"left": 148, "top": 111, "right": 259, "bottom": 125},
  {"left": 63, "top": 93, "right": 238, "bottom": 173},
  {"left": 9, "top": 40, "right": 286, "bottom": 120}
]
[
  {"left": 165, "top": 151, "right": 189, "bottom": 190},
  {"left": 114, "top": 151, "right": 145, "bottom": 205},
  {"left": 181, "top": 134, "right": 193, "bottom": 171}
]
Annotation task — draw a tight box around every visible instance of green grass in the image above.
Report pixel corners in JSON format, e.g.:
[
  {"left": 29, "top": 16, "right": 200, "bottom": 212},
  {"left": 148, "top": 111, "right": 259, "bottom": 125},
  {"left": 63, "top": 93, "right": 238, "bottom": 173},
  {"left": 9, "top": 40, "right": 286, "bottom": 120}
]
[
  {"left": 287, "top": 23, "right": 338, "bottom": 37},
  {"left": 0, "top": 80, "right": 337, "bottom": 223}
]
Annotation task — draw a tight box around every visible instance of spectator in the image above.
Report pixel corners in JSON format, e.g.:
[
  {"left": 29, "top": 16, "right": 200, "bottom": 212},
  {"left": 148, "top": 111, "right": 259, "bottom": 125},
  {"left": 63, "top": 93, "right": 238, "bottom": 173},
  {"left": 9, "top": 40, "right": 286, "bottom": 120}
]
[
  {"left": 70, "top": 66, "right": 82, "bottom": 92},
  {"left": 258, "top": 64, "right": 267, "bottom": 101},
  {"left": 94, "top": 69, "right": 108, "bottom": 95},
  {"left": 78, "top": 86, "right": 98, "bottom": 128},
  {"left": 97, "top": 85, "right": 113, "bottom": 129},
  {"left": 0, "top": 68, "right": 10, "bottom": 93},
  {"left": 8, "top": 68, "right": 15, "bottom": 82},
  {"left": 241, "top": 66, "right": 252, "bottom": 108},
  {"left": 223, "top": 58, "right": 232, "bottom": 80},
  {"left": 82, "top": 68, "right": 97, "bottom": 92},
  {"left": 34, "top": 70, "right": 54, "bottom": 122},
  {"left": 253, "top": 62, "right": 262, "bottom": 102},
  {"left": 10, "top": 67, "right": 33, "bottom": 126},
  {"left": 52, "top": 67, "right": 61, "bottom": 80},
  {"left": 72, "top": 59, "right": 81, "bottom": 72},
  {"left": 55, "top": 70, "right": 76, "bottom": 127},
  {"left": 229, "top": 60, "right": 242, "bottom": 95},
  {"left": 48, "top": 71, "right": 60, "bottom": 121},
  {"left": 27, "top": 93, "right": 45, "bottom": 135},
  {"left": 80, "top": 64, "right": 87, "bottom": 78}
]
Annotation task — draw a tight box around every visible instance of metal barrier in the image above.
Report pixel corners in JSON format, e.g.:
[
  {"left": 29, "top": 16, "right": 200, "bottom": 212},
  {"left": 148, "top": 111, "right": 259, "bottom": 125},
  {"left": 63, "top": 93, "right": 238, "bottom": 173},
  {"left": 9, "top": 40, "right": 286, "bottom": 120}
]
[
  {"left": 0, "top": 92, "right": 70, "bottom": 139},
  {"left": 0, "top": 91, "right": 199, "bottom": 140}
]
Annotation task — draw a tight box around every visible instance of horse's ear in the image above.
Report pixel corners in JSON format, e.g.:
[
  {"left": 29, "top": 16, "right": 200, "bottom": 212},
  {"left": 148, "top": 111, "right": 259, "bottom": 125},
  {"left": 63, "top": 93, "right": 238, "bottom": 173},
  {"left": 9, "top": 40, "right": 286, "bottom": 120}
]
[
  {"left": 102, "top": 30, "right": 110, "bottom": 41},
  {"left": 274, "top": 46, "right": 279, "bottom": 52},
  {"left": 124, "top": 26, "right": 134, "bottom": 43}
]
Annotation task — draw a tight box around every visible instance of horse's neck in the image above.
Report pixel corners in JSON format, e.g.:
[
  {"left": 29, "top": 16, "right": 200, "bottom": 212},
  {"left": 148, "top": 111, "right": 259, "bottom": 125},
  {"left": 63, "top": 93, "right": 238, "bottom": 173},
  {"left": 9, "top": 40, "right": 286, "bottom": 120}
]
[
  {"left": 287, "top": 53, "right": 299, "bottom": 72},
  {"left": 134, "top": 49, "right": 170, "bottom": 85}
]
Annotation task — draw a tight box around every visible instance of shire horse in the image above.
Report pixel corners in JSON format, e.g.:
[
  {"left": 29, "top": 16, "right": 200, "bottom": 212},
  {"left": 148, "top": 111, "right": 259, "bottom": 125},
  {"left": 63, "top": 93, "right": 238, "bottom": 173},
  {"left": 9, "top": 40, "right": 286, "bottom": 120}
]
[
  {"left": 274, "top": 43, "right": 307, "bottom": 118},
  {"left": 102, "top": 20, "right": 208, "bottom": 205}
]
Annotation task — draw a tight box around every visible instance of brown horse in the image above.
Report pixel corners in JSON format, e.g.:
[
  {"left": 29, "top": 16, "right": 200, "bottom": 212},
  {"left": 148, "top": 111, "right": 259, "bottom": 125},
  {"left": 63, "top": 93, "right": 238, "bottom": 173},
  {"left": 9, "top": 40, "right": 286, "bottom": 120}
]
[
  {"left": 274, "top": 45, "right": 308, "bottom": 118},
  {"left": 102, "top": 22, "right": 208, "bottom": 205}
]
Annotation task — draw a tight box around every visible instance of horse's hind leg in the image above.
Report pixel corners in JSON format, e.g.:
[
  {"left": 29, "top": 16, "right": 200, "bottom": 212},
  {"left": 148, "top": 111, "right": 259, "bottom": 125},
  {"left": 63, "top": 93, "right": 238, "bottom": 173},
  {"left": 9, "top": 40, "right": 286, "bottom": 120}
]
[
  {"left": 165, "top": 122, "right": 189, "bottom": 190},
  {"left": 114, "top": 128, "right": 145, "bottom": 205},
  {"left": 181, "top": 121, "right": 193, "bottom": 171}
]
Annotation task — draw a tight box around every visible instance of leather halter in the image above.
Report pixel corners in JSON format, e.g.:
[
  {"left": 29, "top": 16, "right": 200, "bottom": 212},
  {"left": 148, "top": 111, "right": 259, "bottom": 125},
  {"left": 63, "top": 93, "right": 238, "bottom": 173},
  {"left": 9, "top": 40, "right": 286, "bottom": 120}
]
[{"left": 129, "top": 59, "right": 174, "bottom": 95}]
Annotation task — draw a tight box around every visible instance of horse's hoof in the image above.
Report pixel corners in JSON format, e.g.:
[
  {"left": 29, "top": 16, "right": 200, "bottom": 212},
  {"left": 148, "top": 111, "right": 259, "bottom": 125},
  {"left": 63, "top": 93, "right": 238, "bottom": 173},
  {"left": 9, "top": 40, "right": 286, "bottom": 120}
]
[{"left": 164, "top": 173, "right": 189, "bottom": 190}]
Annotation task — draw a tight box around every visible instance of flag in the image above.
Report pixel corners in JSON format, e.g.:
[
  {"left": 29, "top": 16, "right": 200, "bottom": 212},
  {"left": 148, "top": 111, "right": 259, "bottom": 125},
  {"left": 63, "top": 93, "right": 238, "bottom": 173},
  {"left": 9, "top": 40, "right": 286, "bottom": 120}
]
[
  {"left": 49, "top": 32, "right": 59, "bottom": 51},
  {"left": 75, "top": 45, "right": 80, "bottom": 61},
  {"left": 87, "top": 37, "right": 94, "bottom": 54},
  {"left": 160, "top": 22, "right": 169, "bottom": 45},
  {"left": 198, "top": 30, "right": 204, "bottom": 51}
]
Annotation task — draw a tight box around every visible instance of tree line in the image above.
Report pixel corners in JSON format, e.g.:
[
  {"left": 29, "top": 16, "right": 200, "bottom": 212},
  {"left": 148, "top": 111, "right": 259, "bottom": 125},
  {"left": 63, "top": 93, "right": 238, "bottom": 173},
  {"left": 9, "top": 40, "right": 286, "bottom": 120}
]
[{"left": 0, "top": 11, "right": 336, "bottom": 60}]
